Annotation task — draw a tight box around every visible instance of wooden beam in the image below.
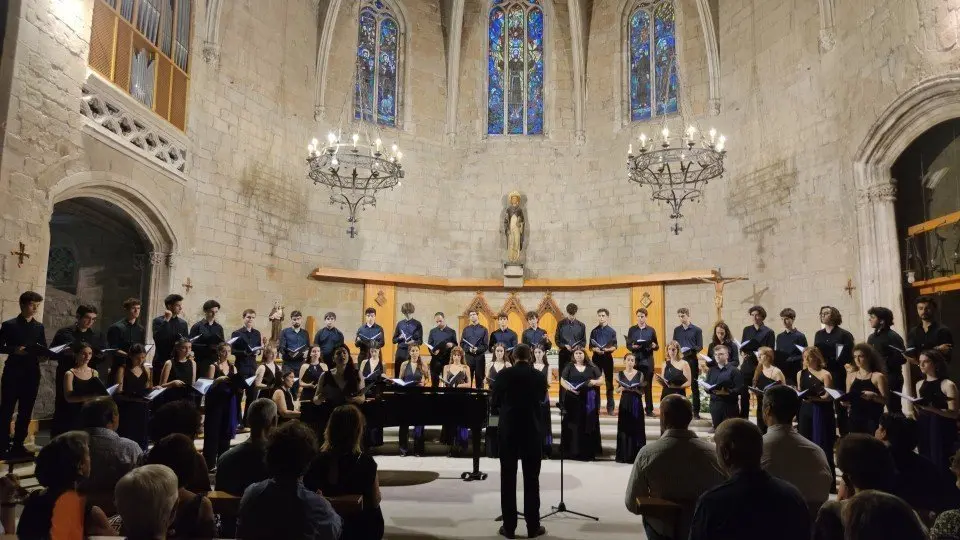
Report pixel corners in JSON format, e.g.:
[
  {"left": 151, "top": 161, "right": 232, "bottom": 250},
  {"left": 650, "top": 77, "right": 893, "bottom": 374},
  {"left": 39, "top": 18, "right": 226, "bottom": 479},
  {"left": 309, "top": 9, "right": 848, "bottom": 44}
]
[
  {"left": 309, "top": 267, "right": 718, "bottom": 290},
  {"left": 915, "top": 273, "right": 960, "bottom": 294},
  {"left": 907, "top": 210, "right": 960, "bottom": 236}
]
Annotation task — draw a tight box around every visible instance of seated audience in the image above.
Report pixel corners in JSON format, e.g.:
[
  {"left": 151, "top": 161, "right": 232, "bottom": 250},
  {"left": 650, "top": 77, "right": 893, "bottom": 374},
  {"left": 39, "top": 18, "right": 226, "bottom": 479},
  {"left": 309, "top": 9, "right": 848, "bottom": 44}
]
[
  {"left": 932, "top": 509, "right": 960, "bottom": 540},
  {"left": 145, "top": 434, "right": 217, "bottom": 538},
  {"left": 216, "top": 398, "right": 277, "bottom": 496},
  {"left": 79, "top": 397, "right": 142, "bottom": 506},
  {"left": 0, "top": 474, "right": 23, "bottom": 533},
  {"left": 115, "top": 464, "right": 180, "bottom": 540},
  {"left": 689, "top": 418, "right": 810, "bottom": 540},
  {"left": 814, "top": 434, "right": 898, "bottom": 540},
  {"left": 238, "top": 421, "right": 343, "bottom": 540},
  {"left": 305, "top": 404, "right": 384, "bottom": 540},
  {"left": 17, "top": 431, "right": 114, "bottom": 538},
  {"left": 842, "top": 490, "right": 928, "bottom": 540},
  {"left": 624, "top": 395, "right": 726, "bottom": 540},
  {"left": 148, "top": 400, "right": 211, "bottom": 493},
  {"left": 760, "top": 385, "right": 833, "bottom": 517},
  {"left": 876, "top": 412, "right": 960, "bottom": 520}
]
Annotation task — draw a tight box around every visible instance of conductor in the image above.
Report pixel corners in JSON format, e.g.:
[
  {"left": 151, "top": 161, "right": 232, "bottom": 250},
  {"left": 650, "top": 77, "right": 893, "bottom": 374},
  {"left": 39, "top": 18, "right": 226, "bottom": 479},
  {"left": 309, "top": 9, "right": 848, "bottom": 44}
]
[{"left": 491, "top": 344, "right": 548, "bottom": 539}]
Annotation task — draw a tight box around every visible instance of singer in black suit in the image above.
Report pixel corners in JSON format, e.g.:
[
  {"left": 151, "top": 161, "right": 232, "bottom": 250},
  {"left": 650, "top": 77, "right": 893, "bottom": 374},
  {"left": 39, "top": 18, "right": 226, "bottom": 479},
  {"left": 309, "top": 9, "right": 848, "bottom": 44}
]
[{"left": 491, "top": 344, "right": 548, "bottom": 539}]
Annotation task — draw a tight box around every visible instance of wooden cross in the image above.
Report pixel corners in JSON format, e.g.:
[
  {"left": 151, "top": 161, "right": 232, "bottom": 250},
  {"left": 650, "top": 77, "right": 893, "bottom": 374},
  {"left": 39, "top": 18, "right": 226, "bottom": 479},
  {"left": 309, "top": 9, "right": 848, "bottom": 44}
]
[
  {"left": 182, "top": 277, "right": 194, "bottom": 293},
  {"left": 844, "top": 279, "right": 857, "bottom": 297},
  {"left": 697, "top": 268, "right": 748, "bottom": 322},
  {"left": 10, "top": 242, "right": 29, "bottom": 268}
]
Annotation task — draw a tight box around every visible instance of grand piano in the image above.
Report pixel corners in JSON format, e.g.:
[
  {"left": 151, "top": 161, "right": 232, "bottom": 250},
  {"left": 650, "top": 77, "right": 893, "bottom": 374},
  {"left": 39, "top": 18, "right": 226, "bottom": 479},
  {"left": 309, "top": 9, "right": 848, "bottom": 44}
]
[{"left": 302, "top": 384, "right": 491, "bottom": 481}]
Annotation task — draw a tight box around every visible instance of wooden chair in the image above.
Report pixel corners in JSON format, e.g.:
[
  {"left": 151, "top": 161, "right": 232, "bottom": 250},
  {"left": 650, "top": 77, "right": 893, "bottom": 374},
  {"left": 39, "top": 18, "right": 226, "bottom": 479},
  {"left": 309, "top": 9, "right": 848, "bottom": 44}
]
[
  {"left": 635, "top": 496, "right": 684, "bottom": 538},
  {"left": 208, "top": 490, "right": 364, "bottom": 531}
]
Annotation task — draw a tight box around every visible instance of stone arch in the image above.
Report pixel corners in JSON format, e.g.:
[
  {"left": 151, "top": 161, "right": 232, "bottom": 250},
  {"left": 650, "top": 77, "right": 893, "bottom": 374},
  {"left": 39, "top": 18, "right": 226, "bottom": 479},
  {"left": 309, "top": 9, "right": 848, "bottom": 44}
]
[{"left": 852, "top": 74, "right": 960, "bottom": 335}]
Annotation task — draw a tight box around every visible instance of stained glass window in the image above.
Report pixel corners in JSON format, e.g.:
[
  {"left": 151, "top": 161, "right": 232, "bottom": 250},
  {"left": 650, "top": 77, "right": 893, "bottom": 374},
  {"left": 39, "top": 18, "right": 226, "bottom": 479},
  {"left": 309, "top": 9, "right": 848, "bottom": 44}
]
[
  {"left": 354, "top": 0, "right": 402, "bottom": 127},
  {"left": 629, "top": 0, "right": 678, "bottom": 122},
  {"left": 488, "top": 0, "right": 544, "bottom": 136}
]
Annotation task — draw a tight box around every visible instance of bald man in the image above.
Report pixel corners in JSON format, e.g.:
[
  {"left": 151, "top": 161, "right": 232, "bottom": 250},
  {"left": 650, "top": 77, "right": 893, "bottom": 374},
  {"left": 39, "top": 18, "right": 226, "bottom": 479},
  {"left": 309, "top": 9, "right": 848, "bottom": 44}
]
[{"left": 689, "top": 419, "right": 810, "bottom": 540}]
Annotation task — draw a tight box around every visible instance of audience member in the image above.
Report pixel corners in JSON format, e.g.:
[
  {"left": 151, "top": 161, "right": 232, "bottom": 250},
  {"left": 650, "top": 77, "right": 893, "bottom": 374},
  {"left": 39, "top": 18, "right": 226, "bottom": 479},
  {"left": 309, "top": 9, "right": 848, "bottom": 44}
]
[
  {"left": 814, "top": 434, "right": 898, "bottom": 540},
  {"left": 147, "top": 400, "right": 211, "bottom": 493},
  {"left": 79, "top": 397, "right": 142, "bottom": 505},
  {"left": 689, "top": 418, "right": 809, "bottom": 540},
  {"left": 238, "top": 421, "right": 343, "bottom": 540},
  {"left": 115, "top": 464, "right": 180, "bottom": 540},
  {"left": 0, "top": 474, "right": 23, "bottom": 534},
  {"left": 305, "top": 404, "right": 384, "bottom": 540},
  {"left": 145, "top": 434, "right": 217, "bottom": 538},
  {"left": 215, "top": 398, "right": 277, "bottom": 496},
  {"left": 932, "top": 509, "right": 960, "bottom": 540},
  {"left": 17, "top": 431, "right": 114, "bottom": 538},
  {"left": 876, "top": 412, "right": 960, "bottom": 519},
  {"left": 624, "top": 395, "right": 726, "bottom": 540},
  {"left": 760, "top": 385, "right": 833, "bottom": 517},
  {"left": 842, "top": 490, "right": 928, "bottom": 540}
]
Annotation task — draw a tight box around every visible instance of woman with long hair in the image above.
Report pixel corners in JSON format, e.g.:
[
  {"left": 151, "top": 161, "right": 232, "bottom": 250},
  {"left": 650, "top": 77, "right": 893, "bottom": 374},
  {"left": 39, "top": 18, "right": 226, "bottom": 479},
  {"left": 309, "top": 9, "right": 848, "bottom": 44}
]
[
  {"left": 305, "top": 404, "right": 385, "bottom": 540},
  {"left": 272, "top": 368, "right": 300, "bottom": 423},
  {"left": 751, "top": 346, "right": 785, "bottom": 434},
  {"left": 707, "top": 320, "right": 739, "bottom": 364},
  {"left": 114, "top": 343, "right": 153, "bottom": 449},
  {"left": 485, "top": 344, "right": 512, "bottom": 458},
  {"left": 532, "top": 344, "right": 553, "bottom": 458},
  {"left": 915, "top": 349, "right": 959, "bottom": 470},
  {"left": 441, "top": 346, "right": 472, "bottom": 456},
  {"left": 159, "top": 339, "right": 197, "bottom": 389},
  {"left": 55, "top": 343, "right": 104, "bottom": 435},
  {"left": 201, "top": 342, "right": 238, "bottom": 468},
  {"left": 312, "top": 346, "right": 364, "bottom": 446},
  {"left": 253, "top": 343, "right": 282, "bottom": 400},
  {"left": 396, "top": 344, "right": 428, "bottom": 456},
  {"left": 359, "top": 346, "right": 385, "bottom": 448},
  {"left": 615, "top": 353, "right": 646, "bottom": 463},
  {"left": 658, "top": 340, "right": 691, "bottom": 399},
  {"left": 845, "top": 343, "right": 888, "bottom": 435},
  {"left": 797, "top": 346, "right": 836, "bottom": 486},
  {"left": 560, "top": 347, "right": 603, "bottom": 461},
  {"left": 297, "top": 345, "right": 327, "bottom": 402}
]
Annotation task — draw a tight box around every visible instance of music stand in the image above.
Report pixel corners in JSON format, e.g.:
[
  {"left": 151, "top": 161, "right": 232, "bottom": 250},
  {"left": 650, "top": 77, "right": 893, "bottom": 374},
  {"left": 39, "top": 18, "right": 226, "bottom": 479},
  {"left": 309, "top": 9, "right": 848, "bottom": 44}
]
[{"left": 539, "top": 392, "right": 598, "bottom": 522}]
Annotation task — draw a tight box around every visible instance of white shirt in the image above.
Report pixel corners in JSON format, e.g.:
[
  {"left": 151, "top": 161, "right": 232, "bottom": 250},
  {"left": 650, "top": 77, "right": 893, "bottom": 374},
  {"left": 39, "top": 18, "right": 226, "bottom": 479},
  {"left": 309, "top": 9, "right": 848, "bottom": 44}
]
[
  {"left": 761, "top": 424, "right": 833, "bottom": 514},
  {"left": 624, "top": 429, "right": 727, "bottom": 538}
]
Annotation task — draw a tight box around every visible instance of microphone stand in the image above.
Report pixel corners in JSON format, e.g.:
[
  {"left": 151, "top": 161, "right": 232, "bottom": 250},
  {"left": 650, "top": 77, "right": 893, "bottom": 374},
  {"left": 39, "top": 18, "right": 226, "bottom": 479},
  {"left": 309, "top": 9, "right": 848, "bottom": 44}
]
[{"left": 539, "top": 389, "right": 599, "bottom": 522}]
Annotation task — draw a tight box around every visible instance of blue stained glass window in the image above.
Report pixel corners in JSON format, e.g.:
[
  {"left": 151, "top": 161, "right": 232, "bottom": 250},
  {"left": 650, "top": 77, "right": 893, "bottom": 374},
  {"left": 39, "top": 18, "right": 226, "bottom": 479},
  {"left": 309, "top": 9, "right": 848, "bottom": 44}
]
[
  {"left": 487, "top": 0, "right": 545, "bottom": 136},
  {"left": 628, "top": 0, "right": 678, "bottom": 122},
  {"left": 354, "top": 1, "right": 401, "bottom": 127}
]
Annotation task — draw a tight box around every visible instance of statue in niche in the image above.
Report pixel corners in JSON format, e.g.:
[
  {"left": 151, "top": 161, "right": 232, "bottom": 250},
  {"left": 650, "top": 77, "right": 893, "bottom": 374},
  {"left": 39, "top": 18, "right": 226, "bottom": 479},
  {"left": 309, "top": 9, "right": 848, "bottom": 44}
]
[
  {"left": 503, "top": 191, "right": 526, "bottom": 264},
  {"left": 268, "top": 300, "right": 284, "bottom": 343}
]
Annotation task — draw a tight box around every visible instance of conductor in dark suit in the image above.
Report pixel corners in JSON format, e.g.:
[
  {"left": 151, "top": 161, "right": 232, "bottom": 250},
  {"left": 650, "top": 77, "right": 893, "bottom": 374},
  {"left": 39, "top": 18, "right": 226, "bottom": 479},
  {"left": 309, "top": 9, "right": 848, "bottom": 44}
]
[{"left": 491, "top": 344, "right": 548, "bottom": 539}]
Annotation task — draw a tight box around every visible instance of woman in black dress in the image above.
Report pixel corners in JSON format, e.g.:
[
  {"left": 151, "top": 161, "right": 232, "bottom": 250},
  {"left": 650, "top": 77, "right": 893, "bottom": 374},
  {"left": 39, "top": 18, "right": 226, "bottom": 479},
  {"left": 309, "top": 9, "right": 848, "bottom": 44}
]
[
  {"left": 560, "top": 347, "right": 603, "bottom": 461},
  {"left": 297, "top": 345, "right": 327, "bottom": 402},
  {"left": 396, "top": 345, "right": 427, "bottom": 456},
  {"left": 442, "top": 346, "right": 472, "bottom": 457},
  {"left": 915, "top": 349, "right": 959, "bottom": 471},
  {"left": 797, "top": 346, "right": 836, "bottom": 485},
  {"left": 310, "top": 347, "right": 364, "bottom": 442},
  {"left": 201, "top": 342, "right": 238, "bottom": 468},
  {"left": 360, "top": 346, "right": 385, "bottom": 448},
  {"left": 845, "top": 343, "right": 888, "bottom": 435},
  {"left": 657, "top": 340, "right": 691, "bottom": 399},
  {"left": 615, "top": 353, "right": 646, "bottom": 463},
  {"left": 272, "top": 368, "right": 301, "bottom": 423},
  {"left": 531, "top": 344, "right": 553, "bottom": 458},
  {"left": 114, "top": 343, "right": 152, "bottom": 449},
  {"left": 707, "top": 321, "right": 740, "bottom": 365},
  {"left": 253, "top": 343, "right": 281, "bottom": 400},
  {"left": 751, "top": 347, "right": 785, "bottom": 434},
  {"left": 55, "top": 343, "right": 105, "bottom": 433},
  {"left": 305, "top": 404, "right": 385, "bottom": 540},
  {"left": 485, "top": 345, "right": 512, "bottom": 458}
]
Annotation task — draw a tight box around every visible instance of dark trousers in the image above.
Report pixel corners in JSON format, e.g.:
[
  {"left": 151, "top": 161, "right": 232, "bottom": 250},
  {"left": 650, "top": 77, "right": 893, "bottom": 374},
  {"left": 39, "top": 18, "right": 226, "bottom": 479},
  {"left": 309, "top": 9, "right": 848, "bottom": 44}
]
[
  {"left": 709, "top": 398, "right": 738, "bottom": 429},
  {"left": 0, "top": 364, "right": 40, "bottom": 449},
  {"left": 639, "top": 363, "right": 654, "bottom": 414},
  {"left": 466, "top": 353, "right": 486, "bottom": 389},
  {"left": 594, "top": 353, "right": 615, "bottom": 410},
  {"left": 236, "top": 365, "right": 256, "bottom": 427},
  {"left": 500, "top": 452, "right": 541, "bottom": 535},
  {"left": 887, "top": 366, "right": 904, "bottom": 415},
  {"left": 685, "top": 356, "right": 701, "bottom": 414},
  {"left": 429, "top": 358, "right": 447, "bottom": 388},
  {"left": 394, "top": 348, "right": 410, "bottom": 378},
  {"left": 829, "top": 366, "right": 849, "bottom": 436},
  {"left": 202, "top": 401, "right": 232, "bottom": 469}
]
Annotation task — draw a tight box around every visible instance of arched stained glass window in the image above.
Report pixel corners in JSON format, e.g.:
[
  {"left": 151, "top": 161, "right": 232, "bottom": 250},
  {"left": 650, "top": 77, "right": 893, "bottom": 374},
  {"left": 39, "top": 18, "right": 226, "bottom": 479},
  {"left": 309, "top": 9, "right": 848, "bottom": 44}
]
[
  {"left": 488, "top": 0, "right": 544, "bottom": 136},
  {"left": 629, "top": 0, "right": 678, "bottom": 122},
  {"left": 355, "top": 0, "right": 402, "bottom": 128}
]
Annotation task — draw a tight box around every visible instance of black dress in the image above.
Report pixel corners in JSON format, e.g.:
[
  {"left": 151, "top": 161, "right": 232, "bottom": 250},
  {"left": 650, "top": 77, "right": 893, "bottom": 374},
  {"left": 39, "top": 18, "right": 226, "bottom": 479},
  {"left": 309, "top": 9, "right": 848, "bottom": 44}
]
[
  {"left": 362, "top": 361, "right": 384, "bottom": 447},
  {"left": 202, "top": 363, "right": 238, "bottom": 468},
  {"left": 304, "top": 370, "right": 360, "bottom": 444},
  {"left": 116, "top": 367, "right": 150, "bottom": 449},
  {"left": 560, "top": 363, "right": 602, "bottom": 461},
  {"left": 535, "top": 363, "right": 553, "bottom": 458},
  {"left": 56, "top": 372, "right": 102, "bottom": 433},
  {"left": 257, "top": 364, "right": 279, "bottom": 399},
  {"left": 397, "top": 362, "right": 426, "bottom": 455},
  {"left": 797, "top": 369, "right": 836, "bottom": 483},
  {"left": 442, "top": 370, "right": 470, "bottom": 452},
  {"left": 304, "top": 452, "right": 385, "bottom": 540},
  {"left": 660, "top": 361, "right": 688, "bottom": 399},
  {"left": 917, "top": 378, "right": 958, "bottom": 471},
  {"left": 754, "top": 371, "right": 777, "bottom": 435},
  {"left": 615, "top": 370, "right": 646, "bottom": 463},
  {"left": 485, "top": 363, "right": 509, "bottom": 458},
  {"left": 299, "top": 363, "right": 325, "bottom": 402},
  {"left": 848, "top": 375, "right": 884, "bottom": 435}
]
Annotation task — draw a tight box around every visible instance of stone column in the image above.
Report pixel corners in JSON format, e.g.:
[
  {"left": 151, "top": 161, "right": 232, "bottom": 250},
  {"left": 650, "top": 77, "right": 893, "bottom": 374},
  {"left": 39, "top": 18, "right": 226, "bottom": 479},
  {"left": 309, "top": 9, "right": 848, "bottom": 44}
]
[{"left": 143, "top": 251, "right": 173, "bottom": 353}]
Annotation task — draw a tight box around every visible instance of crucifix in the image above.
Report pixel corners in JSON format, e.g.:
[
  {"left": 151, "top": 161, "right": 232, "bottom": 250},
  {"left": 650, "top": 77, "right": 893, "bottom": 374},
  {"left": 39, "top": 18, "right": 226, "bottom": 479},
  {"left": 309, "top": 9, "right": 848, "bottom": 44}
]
[
  {"left": 697, "top": 269, "right": 748, "bottom": 322},
  {"left": 844, "top": 279, "right": 857, "bottom": 297},
  {"left": 182, "top": 278, "right": 194, "bottom": 293},
  {"left": 10, "top": 242, "right": 30, "bottom": 268}
]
